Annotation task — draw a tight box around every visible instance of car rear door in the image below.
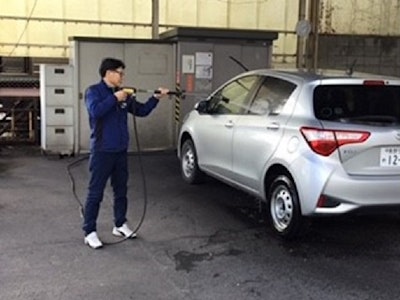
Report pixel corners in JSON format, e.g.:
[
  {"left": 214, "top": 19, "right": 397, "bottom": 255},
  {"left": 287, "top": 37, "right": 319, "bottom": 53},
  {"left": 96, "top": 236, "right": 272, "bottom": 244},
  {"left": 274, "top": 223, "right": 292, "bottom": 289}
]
[{"left": 231, "top": 76, "right": 298, "bottom": 191}]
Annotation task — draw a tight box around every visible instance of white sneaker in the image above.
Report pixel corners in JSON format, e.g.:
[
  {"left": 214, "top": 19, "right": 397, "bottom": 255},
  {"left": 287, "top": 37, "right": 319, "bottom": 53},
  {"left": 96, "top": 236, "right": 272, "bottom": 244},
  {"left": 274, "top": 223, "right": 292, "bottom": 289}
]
[
  {"left": 84, "top": 232, "right": 103, "bottom": 249},
  {"left": 112, "top": 223, "right": 137, "bottom": 239}
]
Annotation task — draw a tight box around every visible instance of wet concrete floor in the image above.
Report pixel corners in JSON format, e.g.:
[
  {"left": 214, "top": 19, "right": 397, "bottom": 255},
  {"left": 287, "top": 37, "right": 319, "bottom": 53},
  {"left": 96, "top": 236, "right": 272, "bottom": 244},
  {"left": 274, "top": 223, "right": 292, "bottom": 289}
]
[{"left": 1, "top": 146, "right": 400, "bottom": 300}]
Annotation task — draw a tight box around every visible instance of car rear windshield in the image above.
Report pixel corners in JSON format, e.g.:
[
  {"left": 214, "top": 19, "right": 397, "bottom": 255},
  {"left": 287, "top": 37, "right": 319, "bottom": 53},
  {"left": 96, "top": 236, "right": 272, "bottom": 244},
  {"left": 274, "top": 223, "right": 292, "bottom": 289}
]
[{"left": 314, "top": 85, "right": 400, "bottom": 125}]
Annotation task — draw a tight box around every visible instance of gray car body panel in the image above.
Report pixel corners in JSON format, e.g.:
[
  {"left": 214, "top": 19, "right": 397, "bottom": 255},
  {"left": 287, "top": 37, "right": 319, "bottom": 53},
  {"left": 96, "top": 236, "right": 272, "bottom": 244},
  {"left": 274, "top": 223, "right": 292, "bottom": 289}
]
[{"left": 178, "top": 69, "right": 400, "bottom": 216}]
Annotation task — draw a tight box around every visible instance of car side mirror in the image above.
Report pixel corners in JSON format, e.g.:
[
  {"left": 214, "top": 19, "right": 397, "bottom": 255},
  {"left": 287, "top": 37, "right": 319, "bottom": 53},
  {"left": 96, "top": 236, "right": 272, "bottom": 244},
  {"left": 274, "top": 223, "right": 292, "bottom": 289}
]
[{"left": 194, "top": 100, "right": 209, "bottom": 113}]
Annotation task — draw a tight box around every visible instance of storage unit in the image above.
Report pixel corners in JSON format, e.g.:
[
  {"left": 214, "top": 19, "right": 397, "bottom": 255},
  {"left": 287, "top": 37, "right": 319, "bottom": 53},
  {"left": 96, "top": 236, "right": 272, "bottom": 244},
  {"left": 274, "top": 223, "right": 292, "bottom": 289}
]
[
  {"left": 70, "top": 38, "right": 175, "bottom": 154},
  {"left": 69, "top": 27, "right": 278, "bottom": 153},
  {"left": 159, "top": 27, "right": 279, "bottom": 123},
  {"left": 40, "top": 64, "right": 74, "bottom": 155}
]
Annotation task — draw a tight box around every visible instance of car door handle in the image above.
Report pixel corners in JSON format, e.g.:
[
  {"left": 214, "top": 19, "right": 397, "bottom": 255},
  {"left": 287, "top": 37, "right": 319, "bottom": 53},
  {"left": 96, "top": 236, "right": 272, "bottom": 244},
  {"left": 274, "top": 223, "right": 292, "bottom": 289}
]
[
  {"left": 267, "top": 122, "right": 280, "bottom": 130},
  {"left": 225, "top": 120, "right": 234, "bottom": 128}
]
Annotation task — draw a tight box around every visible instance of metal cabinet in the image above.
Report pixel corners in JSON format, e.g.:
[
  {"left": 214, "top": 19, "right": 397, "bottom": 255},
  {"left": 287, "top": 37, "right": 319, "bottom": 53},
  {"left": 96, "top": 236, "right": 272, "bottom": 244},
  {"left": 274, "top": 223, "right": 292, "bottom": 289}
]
[{"left": 40, "top": 64, "right": 74, "bottom": 155}]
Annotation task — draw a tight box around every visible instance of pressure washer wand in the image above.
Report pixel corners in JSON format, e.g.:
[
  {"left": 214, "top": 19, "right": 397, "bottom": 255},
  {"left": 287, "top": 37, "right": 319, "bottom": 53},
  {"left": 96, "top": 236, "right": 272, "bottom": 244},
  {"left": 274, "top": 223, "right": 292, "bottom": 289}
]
[{"left": 122, "top": 87, "right": 182, "bottom": 96}]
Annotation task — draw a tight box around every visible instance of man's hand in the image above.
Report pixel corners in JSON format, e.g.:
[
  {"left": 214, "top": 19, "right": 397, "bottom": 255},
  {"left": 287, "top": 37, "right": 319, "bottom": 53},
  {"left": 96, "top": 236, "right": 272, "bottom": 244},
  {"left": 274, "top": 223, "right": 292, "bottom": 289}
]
[
  {"left": 154, "top": 87, "right": 170, "bottom": 100},
  {"left": 114, "top": 90, "right": 128, "bottom": 102}
]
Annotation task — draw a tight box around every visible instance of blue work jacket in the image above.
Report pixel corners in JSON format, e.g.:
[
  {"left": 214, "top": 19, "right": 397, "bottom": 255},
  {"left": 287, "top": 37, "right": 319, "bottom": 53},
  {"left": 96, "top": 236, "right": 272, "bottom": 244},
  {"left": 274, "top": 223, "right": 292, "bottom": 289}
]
[{"left": 85, "top": 80, "right": 159, "bottom": 152}]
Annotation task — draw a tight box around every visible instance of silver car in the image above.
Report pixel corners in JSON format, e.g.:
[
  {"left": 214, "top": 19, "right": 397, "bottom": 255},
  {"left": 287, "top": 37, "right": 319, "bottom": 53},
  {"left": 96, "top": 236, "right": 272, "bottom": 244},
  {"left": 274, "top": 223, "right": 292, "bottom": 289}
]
[{"left": 177, "top": 69, "right": 400, "bottom": 238}]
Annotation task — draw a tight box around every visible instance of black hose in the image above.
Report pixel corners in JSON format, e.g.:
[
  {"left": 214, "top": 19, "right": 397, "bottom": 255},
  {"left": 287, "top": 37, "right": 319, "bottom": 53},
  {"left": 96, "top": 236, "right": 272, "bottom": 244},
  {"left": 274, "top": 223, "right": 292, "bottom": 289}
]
[
  {"left": 67, "top": 154, "right": 89, "bottom": 218},
  {"left": 126, "top": 112, "right": 148, "bottom": 236}
]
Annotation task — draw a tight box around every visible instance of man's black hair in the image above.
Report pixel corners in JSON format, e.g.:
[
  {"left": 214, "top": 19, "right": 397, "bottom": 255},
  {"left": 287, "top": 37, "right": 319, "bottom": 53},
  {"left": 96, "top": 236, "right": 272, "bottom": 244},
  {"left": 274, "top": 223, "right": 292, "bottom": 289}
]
[{"left": 99, "top": 58, "right": 125, "bottom": 77}]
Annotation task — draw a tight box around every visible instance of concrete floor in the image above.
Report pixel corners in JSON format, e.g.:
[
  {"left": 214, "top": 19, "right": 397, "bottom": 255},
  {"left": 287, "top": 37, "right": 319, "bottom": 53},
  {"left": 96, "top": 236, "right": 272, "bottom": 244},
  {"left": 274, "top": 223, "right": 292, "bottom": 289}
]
[{"left": 2, "top": 146, "right": 400, "bottom": 300}]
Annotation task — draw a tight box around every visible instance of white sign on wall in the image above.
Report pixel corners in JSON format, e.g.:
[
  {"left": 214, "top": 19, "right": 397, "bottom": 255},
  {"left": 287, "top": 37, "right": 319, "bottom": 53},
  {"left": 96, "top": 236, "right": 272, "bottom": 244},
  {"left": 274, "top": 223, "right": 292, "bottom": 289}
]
[
  {"left": 182, "top": 55, "right": 195, "bottom": 73},
  {"left": 195, "top": 52, "right": 213, "bottom": 79}
]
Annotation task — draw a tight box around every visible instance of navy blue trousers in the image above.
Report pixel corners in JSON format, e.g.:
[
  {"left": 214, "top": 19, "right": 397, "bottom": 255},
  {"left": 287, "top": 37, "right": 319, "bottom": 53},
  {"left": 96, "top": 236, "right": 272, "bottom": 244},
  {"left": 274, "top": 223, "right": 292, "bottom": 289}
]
[{"left": 83, "top": 151, "right": 128, "bottom": 235}]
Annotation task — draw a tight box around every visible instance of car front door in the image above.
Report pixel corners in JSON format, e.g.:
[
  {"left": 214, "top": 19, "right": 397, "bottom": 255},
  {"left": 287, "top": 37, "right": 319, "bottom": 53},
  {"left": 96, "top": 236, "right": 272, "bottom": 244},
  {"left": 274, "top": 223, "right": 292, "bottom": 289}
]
[{"left": 195, "top": 75, "right": 260, "bottom": 181}]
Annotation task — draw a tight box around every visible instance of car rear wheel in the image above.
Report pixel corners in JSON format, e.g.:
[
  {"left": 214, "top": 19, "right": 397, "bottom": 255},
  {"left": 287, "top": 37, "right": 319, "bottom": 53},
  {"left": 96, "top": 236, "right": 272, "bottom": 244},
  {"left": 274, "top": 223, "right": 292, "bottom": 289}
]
[
  {"left": 268, "top": 175, "right": 303, "bottom": 239},
  {"left": 181, "top": 139, "right": 204, "bottom": 184}
]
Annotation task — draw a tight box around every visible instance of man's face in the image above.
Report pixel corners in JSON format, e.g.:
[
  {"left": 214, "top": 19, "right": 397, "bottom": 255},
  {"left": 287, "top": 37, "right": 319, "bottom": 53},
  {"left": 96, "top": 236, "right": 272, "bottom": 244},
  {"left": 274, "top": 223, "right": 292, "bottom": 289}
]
[{"left": 105, "top": 67, "right": 125, "bottom": 87}]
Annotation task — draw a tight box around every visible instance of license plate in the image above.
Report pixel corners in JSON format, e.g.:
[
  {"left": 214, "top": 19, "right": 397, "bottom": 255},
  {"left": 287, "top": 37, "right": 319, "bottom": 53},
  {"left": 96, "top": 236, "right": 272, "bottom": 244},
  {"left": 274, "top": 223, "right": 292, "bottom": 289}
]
[{"left": 380, "top": 147, "right": 400, "bottom": 167}]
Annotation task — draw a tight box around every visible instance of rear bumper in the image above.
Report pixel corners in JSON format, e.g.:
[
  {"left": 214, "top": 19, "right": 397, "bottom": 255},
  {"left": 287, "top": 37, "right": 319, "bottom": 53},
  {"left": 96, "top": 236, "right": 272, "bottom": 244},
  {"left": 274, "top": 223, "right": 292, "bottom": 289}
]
[
  {"left": 314, "top": 173, "right": 400, "bottom": 215},
  {"left": 290, "top": 152, "right": 400, "bottom": 216}
]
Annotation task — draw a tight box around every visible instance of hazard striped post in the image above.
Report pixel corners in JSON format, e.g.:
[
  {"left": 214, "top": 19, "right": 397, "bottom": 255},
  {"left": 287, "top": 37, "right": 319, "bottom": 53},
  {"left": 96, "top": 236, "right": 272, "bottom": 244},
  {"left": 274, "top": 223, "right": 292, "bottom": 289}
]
[{"left": 174, "top": 82, "right": 182, "bottom": 141}]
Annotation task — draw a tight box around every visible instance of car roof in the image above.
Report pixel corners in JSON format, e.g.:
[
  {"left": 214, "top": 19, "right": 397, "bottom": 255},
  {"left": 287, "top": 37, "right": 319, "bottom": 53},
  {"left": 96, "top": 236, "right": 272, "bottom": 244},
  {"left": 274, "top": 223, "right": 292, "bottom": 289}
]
[{"left": 242, "top": 68, "right": 400, "bottom": 84}]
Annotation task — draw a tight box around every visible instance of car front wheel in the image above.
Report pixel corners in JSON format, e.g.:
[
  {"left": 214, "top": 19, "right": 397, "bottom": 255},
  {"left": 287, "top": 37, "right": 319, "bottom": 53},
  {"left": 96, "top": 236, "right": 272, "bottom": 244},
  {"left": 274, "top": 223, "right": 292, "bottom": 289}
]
[
  {"left": 268, "top": 175, "right": 304, "bottom": 239},
  {"left": 180, "top": 139, "right": 204, "bottom": 184}
]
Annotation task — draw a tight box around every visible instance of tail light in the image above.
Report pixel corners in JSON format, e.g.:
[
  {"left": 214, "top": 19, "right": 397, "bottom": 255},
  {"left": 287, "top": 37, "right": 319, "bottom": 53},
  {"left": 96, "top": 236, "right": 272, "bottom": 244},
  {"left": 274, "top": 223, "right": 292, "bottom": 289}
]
[
  {"left": 363, "top": 80, "right": 385, "bottom": 86},
  {"left": 300, "top": 127, "right": 370, "bottom": 156}
]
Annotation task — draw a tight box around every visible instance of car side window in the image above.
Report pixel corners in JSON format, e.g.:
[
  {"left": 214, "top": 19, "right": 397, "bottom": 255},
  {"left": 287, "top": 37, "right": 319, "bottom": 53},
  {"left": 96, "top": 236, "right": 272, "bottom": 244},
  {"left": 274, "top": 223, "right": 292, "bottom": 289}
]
[
  {"left": 208, "top": 76, "right": 259, "bottom": 115},
  {"left": 248, "top": 76, "right": 296, "bottom": 115}
]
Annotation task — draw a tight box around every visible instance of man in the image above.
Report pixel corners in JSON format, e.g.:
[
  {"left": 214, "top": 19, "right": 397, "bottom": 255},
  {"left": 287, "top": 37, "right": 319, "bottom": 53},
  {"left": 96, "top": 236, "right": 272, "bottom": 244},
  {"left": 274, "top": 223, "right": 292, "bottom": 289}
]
[{"left": 83, "top": 57, "right": 169, "bottom": 249}]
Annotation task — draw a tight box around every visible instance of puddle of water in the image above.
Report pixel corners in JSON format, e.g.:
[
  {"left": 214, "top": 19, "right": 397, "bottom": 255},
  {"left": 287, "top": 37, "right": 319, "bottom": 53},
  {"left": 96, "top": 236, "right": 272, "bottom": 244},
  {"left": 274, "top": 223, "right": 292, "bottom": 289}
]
[
  {"left": 173, "top": 248, "right": 243, "bottom": 273},
  {"left": 174, "top": 251, "right": 212, "bottom": 273}
]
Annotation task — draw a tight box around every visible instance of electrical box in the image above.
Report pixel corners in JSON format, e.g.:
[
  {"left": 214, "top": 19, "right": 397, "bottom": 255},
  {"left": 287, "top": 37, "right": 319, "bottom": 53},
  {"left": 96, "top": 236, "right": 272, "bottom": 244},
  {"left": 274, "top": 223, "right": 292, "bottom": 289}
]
[
  {"left": 40, "top": 64, "right": 75, "bottom": 155},
  {"left": 159, "top": 27, "right": 278, "bottom": 123}
]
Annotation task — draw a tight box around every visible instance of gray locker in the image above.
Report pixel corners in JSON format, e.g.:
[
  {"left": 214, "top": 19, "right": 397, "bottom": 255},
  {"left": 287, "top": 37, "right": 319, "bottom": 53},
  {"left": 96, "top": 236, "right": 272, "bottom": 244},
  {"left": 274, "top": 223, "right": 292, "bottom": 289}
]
[
  {"left": 43, "top": 86, "right": 74, "bottom": 106},
  {"left": 41, "top": 65, "right": 73, "bottom": 86},
  {"left": 40, "top": 64, "right": 75, "bottom": 155},
  {"left": 45, "top": 107, "right": 74, "bottom": 126},
  {"left": 44, "top": 126, "right": 74, "bottom": 151}
]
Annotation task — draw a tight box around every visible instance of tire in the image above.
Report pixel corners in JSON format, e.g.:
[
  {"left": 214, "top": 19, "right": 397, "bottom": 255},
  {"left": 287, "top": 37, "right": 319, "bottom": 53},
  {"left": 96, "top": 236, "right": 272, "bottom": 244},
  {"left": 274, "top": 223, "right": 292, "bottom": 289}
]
[
  {"left": 268, "top": 175, "right": 304, "bottom": 239},
  {"left": 180, "top": 139, "right": 204, "bottom": 184}
]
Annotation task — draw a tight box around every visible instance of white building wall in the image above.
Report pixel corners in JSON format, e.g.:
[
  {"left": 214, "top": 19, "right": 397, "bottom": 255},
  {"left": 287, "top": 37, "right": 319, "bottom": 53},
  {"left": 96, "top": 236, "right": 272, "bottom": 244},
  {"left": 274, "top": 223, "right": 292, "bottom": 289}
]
[
  {"left": 0, "top": 0, "right": 399, "bottom": 66},
  {"left": 320, "top": 0, "right": 400, "bottom": 35}
]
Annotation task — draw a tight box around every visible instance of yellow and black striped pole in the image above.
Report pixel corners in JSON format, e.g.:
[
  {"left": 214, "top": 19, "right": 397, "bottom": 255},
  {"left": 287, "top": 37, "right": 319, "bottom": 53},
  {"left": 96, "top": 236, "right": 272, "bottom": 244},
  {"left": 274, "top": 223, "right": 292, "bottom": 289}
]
[{"left": 174, "top": 82, "right": 182, "bottom": 140}]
